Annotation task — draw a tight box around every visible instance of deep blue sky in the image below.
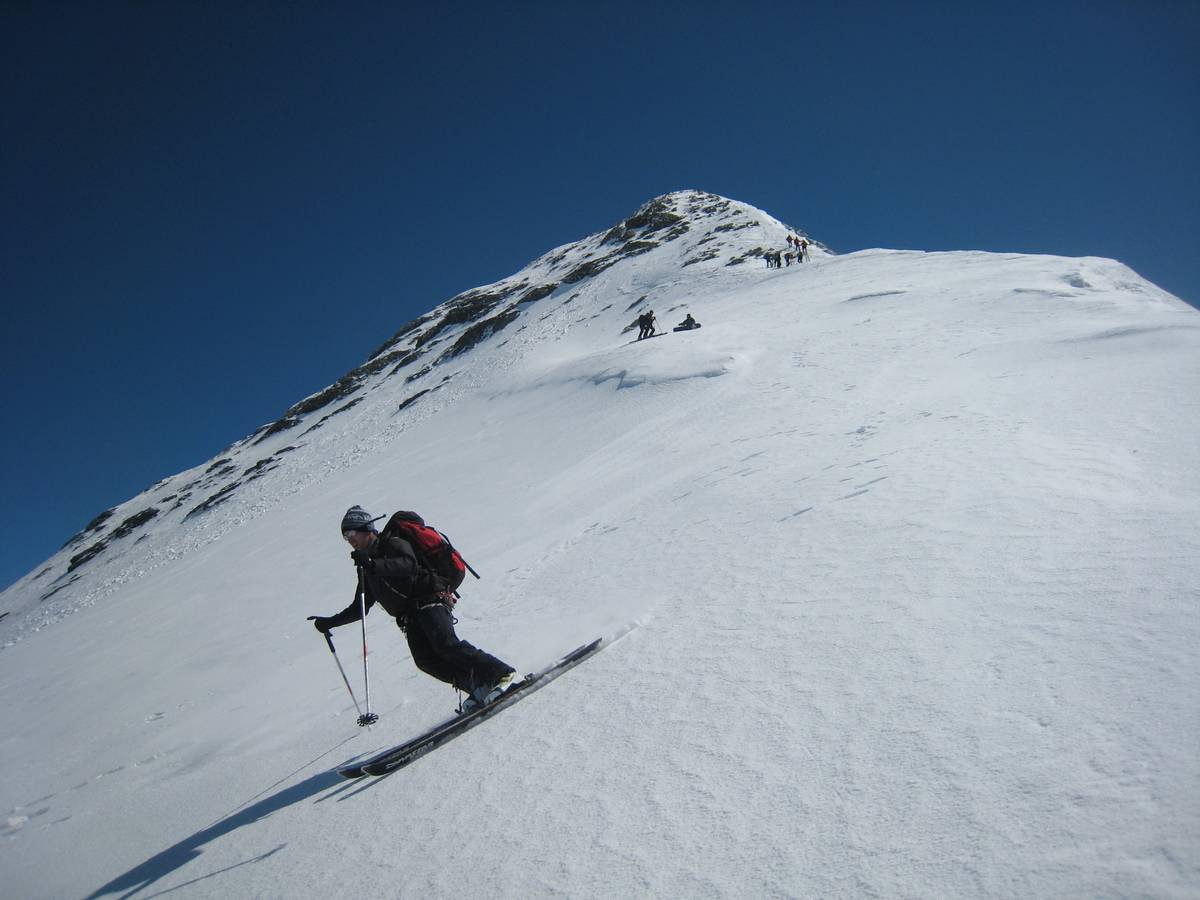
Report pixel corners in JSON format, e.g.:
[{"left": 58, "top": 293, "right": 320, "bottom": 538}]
[{"left": 3, "top": 1, "right": 1198, "bottom": 591}]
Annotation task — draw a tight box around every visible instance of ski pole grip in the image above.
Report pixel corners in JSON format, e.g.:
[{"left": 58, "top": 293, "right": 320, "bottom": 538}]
[{"left": 307, "top": 617, "right": 337, "bottom": 653}]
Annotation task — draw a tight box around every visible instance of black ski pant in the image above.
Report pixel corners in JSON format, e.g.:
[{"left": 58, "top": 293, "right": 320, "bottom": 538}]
[{"left": 404, "top": 603, "right": 512, "bottom": 693}]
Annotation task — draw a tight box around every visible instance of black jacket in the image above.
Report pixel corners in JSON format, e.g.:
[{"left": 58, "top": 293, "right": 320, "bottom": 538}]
[{"left": 324, "top": 534, "right": 439, "bottom": 628}]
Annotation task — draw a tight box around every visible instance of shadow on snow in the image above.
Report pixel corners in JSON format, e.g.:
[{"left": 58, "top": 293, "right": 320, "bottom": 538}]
[{"left": 85, "top": 745, "right": 371, "bottom": 899}]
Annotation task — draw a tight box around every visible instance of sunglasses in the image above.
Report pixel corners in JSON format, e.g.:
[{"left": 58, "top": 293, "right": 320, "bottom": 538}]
[{"left": 343, "top": 530, "right": 363, "bottom": 542}]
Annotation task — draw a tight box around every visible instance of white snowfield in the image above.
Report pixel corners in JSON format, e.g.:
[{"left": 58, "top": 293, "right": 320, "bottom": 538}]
[{"left": 2, "top": 192, "right": 1197, "bottom": 898}]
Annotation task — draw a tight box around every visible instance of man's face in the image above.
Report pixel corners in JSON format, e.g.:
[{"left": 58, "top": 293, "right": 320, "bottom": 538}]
[{"left": 344, "top": 530, "right": 374, "bottom": 551}]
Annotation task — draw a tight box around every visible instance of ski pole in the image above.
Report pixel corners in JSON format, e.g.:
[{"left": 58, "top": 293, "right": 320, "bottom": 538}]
[
  {"left": 357, "top": 566, "right": 378, "bottom": 727},
  {"left": 310, "top": 624, "right": 365, "bottom": 721}
]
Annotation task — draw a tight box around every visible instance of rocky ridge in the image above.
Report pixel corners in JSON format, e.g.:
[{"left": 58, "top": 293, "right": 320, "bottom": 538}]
[{"left": 1, "top": 190, "right": 820, "bottom": 642}]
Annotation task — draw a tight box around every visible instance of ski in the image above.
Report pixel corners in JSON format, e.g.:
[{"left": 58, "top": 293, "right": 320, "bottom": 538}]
[
  {"left": 337, "top": 637, "right": 602, "bottom": 778},
  {"left": 627, "top": 332, "right": 669, "bottom": 345}
]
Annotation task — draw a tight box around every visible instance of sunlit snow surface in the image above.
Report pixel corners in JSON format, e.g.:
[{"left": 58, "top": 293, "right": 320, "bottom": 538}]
[{"left": 2, "top": 193, "right": 1198, "bottom": 898}]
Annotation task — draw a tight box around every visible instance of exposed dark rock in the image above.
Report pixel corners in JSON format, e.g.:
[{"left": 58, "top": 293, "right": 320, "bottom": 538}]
[
  {"left": 562, "top": 254, "right": 619, "bottom": 284},
  {"left": 714, "top": 220, "right": 759, "bottom": 234},
  {"left": 388, "top": 350, "right": 424, "bottom": 376},
  {"left": 68, "top": 540, "right": 108, "bottom": 573},
  {"left": 111, "top": 508, "right": 159, "bottom": 539},
  {"left": 603, "top": 196, "right": 687, "bottom": 244},
  {"left": 302, "top": 398, "right": 364, "bottom": 435},
  {"left": 243, "top": 456, "right": 281, "bottom": 479},
  {"left": 543, "top": 247, "right": 573, "bottom": 269},
  {"left": 563, "top": 240, "right": 657, "bottom": 284},
  {"left": 257, "top": 346, "right": 422, "bottom": 442},
  {"left": 84, "top": 509, "right": 115, "bottom": 530},
  {"left": 287, "top": 382, "right": 357, "bottom": 419},
  {"left": 438, "top": 305, "right": 522, "bottom": 361},
  {"left": 406, "top": 364, "right": 433, "bottom": 383},
  {"left": 40, "top": 575, "right": 80, "bottom": 601},
  {"left": 682, "top": 248, "right": 722, "bottom": 267},
  {"left": 519, "top": 282, "right": 559, "bottom": 304},
  {"left": 370, "top": 313, "right": 435, "bottom": 360},
  {"left": 621, "top": 240, "right": 661, "bottom": 255},
  {"left": 398, "top": 389, "right": 431, "bottom": 412},
  {"left": 170, "top": 492, "right": 193, "bottom": 511},
  {"left": 62, "top": 509, "right": 115, "bottom": 549},
  {"left": 691, "top": 197, "right": 731, "bottom": 217},
  {"left": 186, "top": 483, "right": 242, "bottom": 520},
  {"left": 625, "top": 295, "right": 649, "bottom": 312},
  {"left": 253, "top": 415, "right": 302, "bottom": 444},
  {"left": 413, "top": 283, "right": 525, "bottom": 350},
  {"left": 726, "top": 247, "right": 769, "bottom": 267},
  {"left": 204, "top": 463, "right": 238, "bottom": 482}
]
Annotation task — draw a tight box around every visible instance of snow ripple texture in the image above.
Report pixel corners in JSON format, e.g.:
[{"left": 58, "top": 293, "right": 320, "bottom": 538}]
[{"left": 1, "top": 194, "right": 1198, "bottom": 898}]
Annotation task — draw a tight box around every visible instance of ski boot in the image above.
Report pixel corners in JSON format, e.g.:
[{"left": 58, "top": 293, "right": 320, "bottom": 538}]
[{"left": 460, "top": 670, "right": 515, "bottom": 713}]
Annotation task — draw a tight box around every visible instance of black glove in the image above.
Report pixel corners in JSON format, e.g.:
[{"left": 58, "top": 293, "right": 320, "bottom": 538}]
[
  {"left": 350, "top": 549, "right": 373, "bottom": 569},
  {"left": 309, "top": 616, "right": 334, "bottom": 634}
]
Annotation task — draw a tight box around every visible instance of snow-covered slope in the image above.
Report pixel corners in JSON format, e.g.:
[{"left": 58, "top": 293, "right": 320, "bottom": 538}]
[{"left": 2, "top": 191, "right": 1198, "bottom": 898}]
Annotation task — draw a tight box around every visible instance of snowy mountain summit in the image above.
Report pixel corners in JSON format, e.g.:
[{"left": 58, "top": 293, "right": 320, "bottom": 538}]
[
  {"left": 1, "top": 190, "right": 817, "bottom": 640},
  {"left": 3, "top": 191, "right": 1198, "bottom": 899}
]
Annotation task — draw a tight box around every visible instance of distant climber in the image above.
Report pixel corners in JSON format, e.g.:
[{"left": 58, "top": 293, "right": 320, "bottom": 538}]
[
  {"left": 799, "top": 238, "right": 810, "bottom": 262},
  {"left": 674, "top": 313, "right": 702, "bottom": 332},
  {"left": 637, "top": 310, "right": 658, "bottom": 340}
]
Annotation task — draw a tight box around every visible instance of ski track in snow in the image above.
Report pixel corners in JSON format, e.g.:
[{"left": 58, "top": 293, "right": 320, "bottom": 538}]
[{"left": 2, "top": 194, "right": 1199, "bottom": 898}]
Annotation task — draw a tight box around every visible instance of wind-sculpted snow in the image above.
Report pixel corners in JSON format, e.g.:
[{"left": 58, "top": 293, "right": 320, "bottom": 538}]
[
  {"left": 492, "top": 339, "right": 742, "bottom": 395},
  {"left": 587, "top": 362, "right": 730, "bottom": 390},
  {"left": 1, "top": 195, "right": 1198, "bottom": 899}
]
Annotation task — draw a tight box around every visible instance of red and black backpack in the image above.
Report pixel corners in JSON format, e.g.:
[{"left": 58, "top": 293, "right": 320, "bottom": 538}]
[{"left": 379, "top": 511, "right": 475, "bottom": 594}]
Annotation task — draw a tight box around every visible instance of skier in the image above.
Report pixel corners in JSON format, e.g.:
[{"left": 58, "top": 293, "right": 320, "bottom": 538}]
[
  {"left": 637, "top": 310, "right": 657, "bottom": 339},
  {"left": 311, "top": 506, "right": 515, "bottom": 711}
]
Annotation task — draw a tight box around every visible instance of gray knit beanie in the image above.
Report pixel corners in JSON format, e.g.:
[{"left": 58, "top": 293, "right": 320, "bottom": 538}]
[{"left": 340, "top": 505, "right": 376, "bottom": 533}]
